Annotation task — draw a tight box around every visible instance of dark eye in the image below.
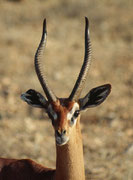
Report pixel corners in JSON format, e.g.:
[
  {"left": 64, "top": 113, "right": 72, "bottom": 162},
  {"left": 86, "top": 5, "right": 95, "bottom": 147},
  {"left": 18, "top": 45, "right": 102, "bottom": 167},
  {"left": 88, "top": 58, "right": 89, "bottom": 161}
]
[
  {"left": 70, "top": 117, "right": 75, "bottom": 125},
  {"left": 70, "top": 110, "right": 80, "bottom": 126},
  {"left": 73, "top": 110, "right": 80, "bottom": 118}
]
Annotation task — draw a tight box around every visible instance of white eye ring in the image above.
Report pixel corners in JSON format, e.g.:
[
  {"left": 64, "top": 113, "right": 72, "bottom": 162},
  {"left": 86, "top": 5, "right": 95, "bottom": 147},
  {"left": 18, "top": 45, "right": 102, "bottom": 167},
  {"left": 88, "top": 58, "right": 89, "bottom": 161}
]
[
  {"left": 70, "top": 111, "right": 80, "bottom": 126},
  {"left": 67, "top": 103, "right": 79, "bottom": 120},
  {"left": 70, "top": 117, "right": 76, "bottom": 126}
]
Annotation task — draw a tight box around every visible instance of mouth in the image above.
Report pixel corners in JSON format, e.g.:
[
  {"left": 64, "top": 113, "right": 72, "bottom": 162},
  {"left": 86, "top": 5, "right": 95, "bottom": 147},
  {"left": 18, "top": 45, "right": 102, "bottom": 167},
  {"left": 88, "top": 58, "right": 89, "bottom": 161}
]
[{"left": 56, "top": 136, "right": 69, "bottom": 146}]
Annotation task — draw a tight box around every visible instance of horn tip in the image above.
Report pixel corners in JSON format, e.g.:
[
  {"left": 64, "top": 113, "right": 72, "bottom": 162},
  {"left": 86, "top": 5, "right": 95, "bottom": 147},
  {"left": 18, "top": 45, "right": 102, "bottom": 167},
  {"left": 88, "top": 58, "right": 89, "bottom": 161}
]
[
  {"left": 43, "top": 18, "right": 46, "bottom": 24},
  {"left": 85, "top": 17, "right": 89, "bottom": 28},
  {"left": 85, "top": 17, "right": 90, "bottom": 37},
  {"left": 43, "top": 18, "right": 47, "bottom": 33}
]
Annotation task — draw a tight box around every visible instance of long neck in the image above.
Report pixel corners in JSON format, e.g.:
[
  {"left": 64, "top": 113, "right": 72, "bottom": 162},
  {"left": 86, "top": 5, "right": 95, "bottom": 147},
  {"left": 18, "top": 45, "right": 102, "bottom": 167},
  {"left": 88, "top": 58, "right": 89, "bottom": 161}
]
[{"left": 54, "top": 116, "right": 85, "bottom": 180}]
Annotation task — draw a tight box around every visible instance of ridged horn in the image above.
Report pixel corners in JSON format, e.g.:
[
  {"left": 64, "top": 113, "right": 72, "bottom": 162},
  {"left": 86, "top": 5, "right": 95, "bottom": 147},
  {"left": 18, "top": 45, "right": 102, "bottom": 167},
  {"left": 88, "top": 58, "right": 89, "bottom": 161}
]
[
  {"left": 34, "top": 19, "right": 57, "bottom": 102},
  {"left": 69, "top": 17, "right": 92, "bottom": 101}
]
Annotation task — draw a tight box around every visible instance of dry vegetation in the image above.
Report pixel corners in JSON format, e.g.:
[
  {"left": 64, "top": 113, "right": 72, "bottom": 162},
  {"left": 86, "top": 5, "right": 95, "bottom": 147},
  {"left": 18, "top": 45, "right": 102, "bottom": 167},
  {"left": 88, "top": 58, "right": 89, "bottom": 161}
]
[{"left": 0, "top": 0, "right": 133, "bottom": 179}]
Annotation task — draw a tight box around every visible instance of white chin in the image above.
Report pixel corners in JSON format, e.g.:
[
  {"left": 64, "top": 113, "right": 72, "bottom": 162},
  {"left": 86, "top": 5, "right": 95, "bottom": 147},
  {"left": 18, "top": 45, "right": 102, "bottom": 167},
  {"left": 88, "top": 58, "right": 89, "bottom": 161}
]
[{"left": 56, "top": 137, "right": 69, "bottom": 146}]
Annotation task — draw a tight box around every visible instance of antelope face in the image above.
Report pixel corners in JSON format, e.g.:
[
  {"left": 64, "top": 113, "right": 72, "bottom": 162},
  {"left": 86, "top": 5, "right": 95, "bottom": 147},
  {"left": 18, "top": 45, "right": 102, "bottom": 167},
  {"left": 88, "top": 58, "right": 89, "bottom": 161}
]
[
  {"left": 21, "top": 17, "right": 111, "bottom": 146},
  {"left": 21, "top": 83, "right": 111, "bottom": 146},
  {"left": 47, "top": 100, "right": 80, "bottom": 146}
]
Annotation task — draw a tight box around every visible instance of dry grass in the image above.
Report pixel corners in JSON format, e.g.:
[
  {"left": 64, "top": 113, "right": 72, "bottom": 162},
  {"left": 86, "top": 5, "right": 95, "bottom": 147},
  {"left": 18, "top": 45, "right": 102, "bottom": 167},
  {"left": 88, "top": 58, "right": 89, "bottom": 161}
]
[{"left": 0, "top": 0, "right": 133, "bottom": 179}]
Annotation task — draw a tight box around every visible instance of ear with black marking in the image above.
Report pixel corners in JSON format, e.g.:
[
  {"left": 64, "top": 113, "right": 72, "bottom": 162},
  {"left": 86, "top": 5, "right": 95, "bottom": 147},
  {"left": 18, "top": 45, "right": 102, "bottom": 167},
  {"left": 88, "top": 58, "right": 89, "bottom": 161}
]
[
  {"left": 21, "top": 89, "right": 48, "bottom": 109},
  {"left": 79, "top": 84, "right": 111, "bottom": 111}
]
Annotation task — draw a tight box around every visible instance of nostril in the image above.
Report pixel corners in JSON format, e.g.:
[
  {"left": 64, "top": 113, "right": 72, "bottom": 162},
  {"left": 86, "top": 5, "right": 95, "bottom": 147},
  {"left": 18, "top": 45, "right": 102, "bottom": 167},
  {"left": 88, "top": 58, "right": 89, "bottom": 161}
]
[
  {"left": 56, "top": 130, "right": 61, "bottom": 137},
  {"left": 56, "top": 129, "right": 66, "bottom": 136}
]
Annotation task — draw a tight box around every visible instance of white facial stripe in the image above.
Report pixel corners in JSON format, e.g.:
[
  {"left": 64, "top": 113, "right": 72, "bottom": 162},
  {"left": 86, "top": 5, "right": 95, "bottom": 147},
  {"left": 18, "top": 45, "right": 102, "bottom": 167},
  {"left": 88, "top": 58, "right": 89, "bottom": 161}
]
[
  {"left": 48, "top": 104, "right": 57, "bottom": 120},
  {"left": 67, "top": 102, "right": 79, "bottom": 120}
]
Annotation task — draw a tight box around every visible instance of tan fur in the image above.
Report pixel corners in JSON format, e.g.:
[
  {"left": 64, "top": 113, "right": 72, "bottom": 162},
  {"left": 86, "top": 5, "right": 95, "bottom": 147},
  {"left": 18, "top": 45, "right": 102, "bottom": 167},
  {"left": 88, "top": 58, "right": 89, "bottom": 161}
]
[{"left": 55, "top": 116, "right": 85, "bottom": 180}]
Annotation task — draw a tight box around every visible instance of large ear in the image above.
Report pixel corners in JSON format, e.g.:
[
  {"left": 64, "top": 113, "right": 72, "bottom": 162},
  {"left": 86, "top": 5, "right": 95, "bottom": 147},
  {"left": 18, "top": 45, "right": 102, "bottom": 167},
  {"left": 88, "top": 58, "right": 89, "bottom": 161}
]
[
  {"left": 21, "top": 89, "right": 48, "bottom": 108},
  {"left": 79, "top": 84, "right": 111, "bottom": 111}
]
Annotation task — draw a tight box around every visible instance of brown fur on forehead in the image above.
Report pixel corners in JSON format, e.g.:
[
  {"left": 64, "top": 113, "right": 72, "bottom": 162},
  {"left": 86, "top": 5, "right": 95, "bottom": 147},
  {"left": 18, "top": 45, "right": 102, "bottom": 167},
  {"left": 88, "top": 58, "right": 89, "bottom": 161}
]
[
  {"left": 51, "top": 99, "right": 75, "bottom": 112},
  {"left": 51, "top": 100, "right": 75, "bottom": 128}
]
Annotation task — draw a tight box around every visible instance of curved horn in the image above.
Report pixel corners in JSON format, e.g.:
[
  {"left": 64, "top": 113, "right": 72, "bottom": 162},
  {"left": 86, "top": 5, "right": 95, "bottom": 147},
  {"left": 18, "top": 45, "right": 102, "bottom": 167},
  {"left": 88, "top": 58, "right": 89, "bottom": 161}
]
[
  {"left": 69, "top": 17, "right": 91, "bottom": 101},
  {"left": 34, "top": 19, "right": 57, "bottom": 102}
]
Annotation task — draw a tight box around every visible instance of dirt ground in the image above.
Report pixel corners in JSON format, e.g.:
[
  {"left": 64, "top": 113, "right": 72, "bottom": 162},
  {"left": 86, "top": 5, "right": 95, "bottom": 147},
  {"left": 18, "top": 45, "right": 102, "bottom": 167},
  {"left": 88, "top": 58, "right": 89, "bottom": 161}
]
[{"left": 0, "top": 0, "right": 133, "bottom": 179}]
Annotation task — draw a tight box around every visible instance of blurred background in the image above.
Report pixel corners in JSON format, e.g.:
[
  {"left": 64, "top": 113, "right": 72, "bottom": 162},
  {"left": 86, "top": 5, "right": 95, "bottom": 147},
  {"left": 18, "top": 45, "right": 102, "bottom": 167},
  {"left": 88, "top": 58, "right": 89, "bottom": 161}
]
[{"left": 0, "top": 0, "right": 132, "bottom": 179}]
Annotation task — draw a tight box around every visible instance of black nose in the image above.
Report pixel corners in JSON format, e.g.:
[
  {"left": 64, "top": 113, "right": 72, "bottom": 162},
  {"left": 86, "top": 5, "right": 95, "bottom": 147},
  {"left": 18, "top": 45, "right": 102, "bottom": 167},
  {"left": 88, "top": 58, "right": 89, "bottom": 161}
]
[{"left": 56, "top": 129, "right": 66, "bottom": 137}]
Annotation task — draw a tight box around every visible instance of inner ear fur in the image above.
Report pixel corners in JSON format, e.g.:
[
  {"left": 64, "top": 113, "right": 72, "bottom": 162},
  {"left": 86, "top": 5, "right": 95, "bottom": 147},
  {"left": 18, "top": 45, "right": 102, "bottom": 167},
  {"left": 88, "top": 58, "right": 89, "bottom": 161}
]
[{"left": 79, "top": 84, "right": 111, "bottom": 111}]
